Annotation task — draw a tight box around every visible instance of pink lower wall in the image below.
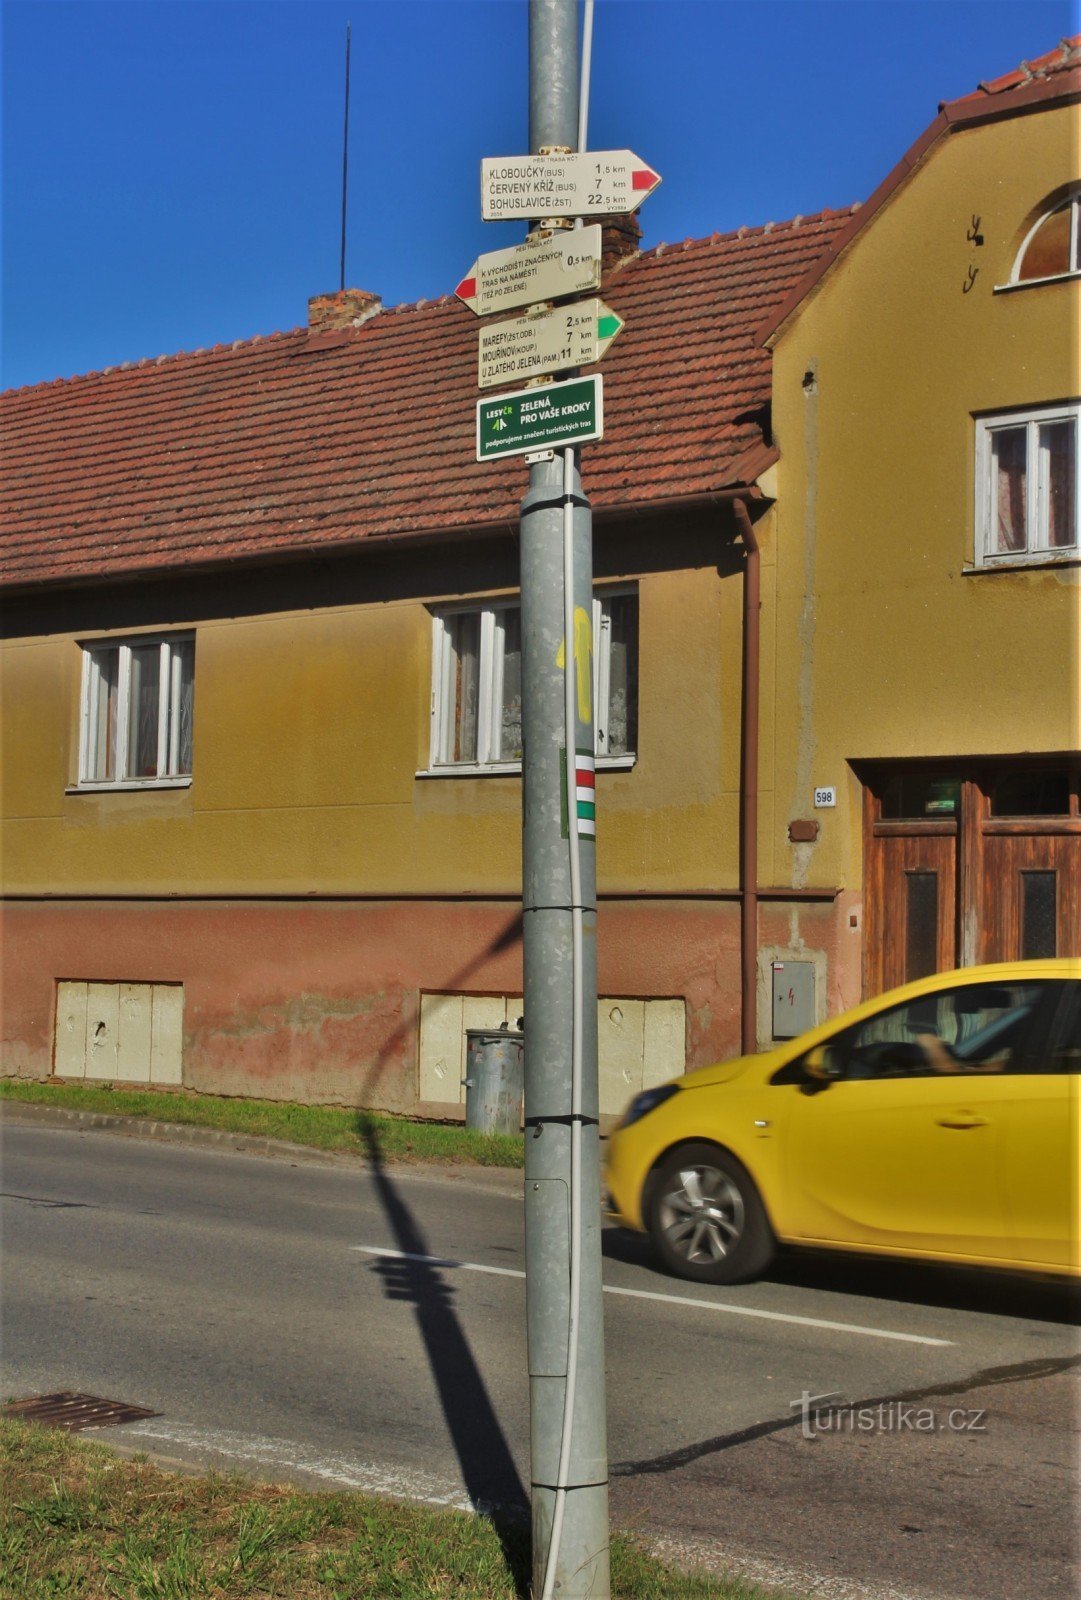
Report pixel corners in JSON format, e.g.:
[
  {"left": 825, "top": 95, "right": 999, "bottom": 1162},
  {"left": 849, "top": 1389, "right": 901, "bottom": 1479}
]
[{"left": 1, "top": 897, "right": 848, "bottom": 1107}]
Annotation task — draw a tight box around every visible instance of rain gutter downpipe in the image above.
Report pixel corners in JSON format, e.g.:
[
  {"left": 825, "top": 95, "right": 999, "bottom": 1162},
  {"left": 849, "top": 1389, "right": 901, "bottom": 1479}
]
[{"left": 733, "top": 497, "right": 760, "bottom": 1057}]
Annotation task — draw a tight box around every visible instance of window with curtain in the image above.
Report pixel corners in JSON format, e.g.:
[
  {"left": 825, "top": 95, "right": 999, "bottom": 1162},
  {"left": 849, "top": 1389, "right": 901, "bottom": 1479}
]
[
  {"left": 79, "top": 635, "right": 194, "bottom": 787},
  {"left": 429, "top": 590, "right": 638, "bottom": 770},
  {"left": 975, "top": 405, "right": 1078, "bottom": 566}
]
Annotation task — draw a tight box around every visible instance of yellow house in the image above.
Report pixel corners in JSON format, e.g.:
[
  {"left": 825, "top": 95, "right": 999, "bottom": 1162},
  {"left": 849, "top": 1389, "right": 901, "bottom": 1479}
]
[
  {"left": 2, "top": 39, "right": 1076, "bottom": 1114},
  {"left": 762, "top": 35, "right": 1079, "bottom": 1005},
  {"left": 1, "top": 209, "right": 856, "bottom": 1115}
]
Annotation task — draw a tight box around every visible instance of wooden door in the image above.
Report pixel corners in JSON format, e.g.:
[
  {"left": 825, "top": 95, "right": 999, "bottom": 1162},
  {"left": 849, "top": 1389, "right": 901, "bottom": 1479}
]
[
  {"left": 980, "top": 831, "right": 1081, "bottom": 963},
  {"left": 865, "top": 828, "right": 958, "bottom": 994}
]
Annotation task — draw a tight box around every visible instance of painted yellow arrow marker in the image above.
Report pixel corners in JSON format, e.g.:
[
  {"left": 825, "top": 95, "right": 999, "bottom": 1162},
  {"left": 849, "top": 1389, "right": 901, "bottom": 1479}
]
[{"left": 555, "top": 606, "right": 593, "bottom": 723}]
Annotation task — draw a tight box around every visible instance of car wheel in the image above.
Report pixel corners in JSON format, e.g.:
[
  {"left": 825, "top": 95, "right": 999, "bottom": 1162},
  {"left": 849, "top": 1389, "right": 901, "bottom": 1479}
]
[{"left": 648, "top": 1142, "right": 774, "bottom": 1284}]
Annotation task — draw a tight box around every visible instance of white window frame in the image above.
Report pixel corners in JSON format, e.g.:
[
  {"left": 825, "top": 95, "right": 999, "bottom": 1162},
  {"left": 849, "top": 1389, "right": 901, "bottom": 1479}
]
[
  {"left": 425, "top": 588, "right": 637, "bottom": 775},
  {"left": 76, "top": 633, "right": 194, "bottom": 791},
  {"left": 428, "top": 600, "right": 518, "bottom": 772},
  {"left": 974, "top": 404, "right": 1080, "bottom": 569},
  {"left": 999, "top": 191, "right": 1081, "bottom": 291},
  {"left": 591, "top": 590, "right": 635, "bottom": 758}
]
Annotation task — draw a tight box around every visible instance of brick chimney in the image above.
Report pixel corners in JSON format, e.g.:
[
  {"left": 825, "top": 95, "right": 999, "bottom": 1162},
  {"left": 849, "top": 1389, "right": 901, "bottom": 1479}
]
[
  {"left": 600, "top": 212, "right": 642, "bottom": 270},
  {"left": 307, "top": 288, "right": 381, "bottom": 332}
]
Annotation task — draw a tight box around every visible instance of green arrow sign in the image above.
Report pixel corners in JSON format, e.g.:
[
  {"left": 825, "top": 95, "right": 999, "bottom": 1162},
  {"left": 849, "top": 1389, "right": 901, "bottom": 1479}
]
[{"left": 477, "top": 299, "right": 625, "bottom": 390}]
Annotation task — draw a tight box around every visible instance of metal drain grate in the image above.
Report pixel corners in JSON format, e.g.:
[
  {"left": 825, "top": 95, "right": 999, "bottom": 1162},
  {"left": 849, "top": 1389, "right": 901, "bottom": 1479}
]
[{"left": 2, "top": 1392, "right": 161, "bottom": 1432}]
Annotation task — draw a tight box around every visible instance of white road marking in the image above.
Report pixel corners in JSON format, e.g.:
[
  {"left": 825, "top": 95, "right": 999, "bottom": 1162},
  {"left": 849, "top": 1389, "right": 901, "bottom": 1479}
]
[
  {"left": 108, "top": 1419, "right": 478, "bottom": 1511},
  {"left": 600, "top": 1281, "right": 953, "bottom": 1344},
  {"left": 355, "top": 1246, "right": 523, "bottom": 1279},
  {"left": 351, "top": 1246, "right": 954, "bottom": 1347}
]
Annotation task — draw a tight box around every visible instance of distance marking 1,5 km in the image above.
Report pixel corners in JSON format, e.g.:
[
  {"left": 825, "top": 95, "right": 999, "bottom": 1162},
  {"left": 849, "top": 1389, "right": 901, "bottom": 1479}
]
[{"left": 481, "top": 150, "right": 661, "bottom": 221}]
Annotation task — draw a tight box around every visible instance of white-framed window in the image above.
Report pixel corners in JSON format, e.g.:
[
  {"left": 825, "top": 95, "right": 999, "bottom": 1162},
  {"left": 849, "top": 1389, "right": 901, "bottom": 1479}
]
[
  {"left": 1010, "top": 191, "right": 1080, "bottom": 286},
  {"left": 78, "top": 634, "right": 194, "bottom": 788},
  {"left": 428, "top": 588, "right": 638, "bottom": 772},
  {"left": 592, "top": 589, "right": 638, "bottom": 759},
  {"left": 975, "top": 404, "right": 1079, "bottom": 567}
]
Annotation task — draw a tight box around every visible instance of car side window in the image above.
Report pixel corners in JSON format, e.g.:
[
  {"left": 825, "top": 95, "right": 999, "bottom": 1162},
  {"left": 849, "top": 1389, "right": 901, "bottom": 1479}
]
[
  {"left": 1026, "top": 981, "right": 1081, "bottom": 1074},
  {"left": 778, "top": 981, "right": 1053, "bottom": 1084}
]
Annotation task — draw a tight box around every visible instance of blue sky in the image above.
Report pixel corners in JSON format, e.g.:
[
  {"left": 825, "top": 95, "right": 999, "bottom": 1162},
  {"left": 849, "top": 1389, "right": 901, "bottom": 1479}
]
[{"left": 3, "top": 0, "right": 1074, "bottom": 391}]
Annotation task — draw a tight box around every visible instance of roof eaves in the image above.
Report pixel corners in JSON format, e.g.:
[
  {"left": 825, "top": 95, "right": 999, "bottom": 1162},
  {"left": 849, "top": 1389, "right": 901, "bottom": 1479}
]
[
  {"left": 0, "top": 480, "right": 773, "bottom": 599},
  {"left": 729, "top": 438, "right": 780, "bottom": 489},
  {"left": 0, "top": 515, "right": 520, "bottom": 600}
]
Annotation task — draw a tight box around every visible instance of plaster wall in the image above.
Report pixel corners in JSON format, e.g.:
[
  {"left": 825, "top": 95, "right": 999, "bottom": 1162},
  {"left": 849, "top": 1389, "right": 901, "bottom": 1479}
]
[
  {"left": 766, "top": 103, "right": 1081, "bottom": 906},
  {"left": 0, "top": 895, "right": 845, "bottom": 1101},
  {"left": 1, "top": 523, "right": 752, "bottom": 899}
]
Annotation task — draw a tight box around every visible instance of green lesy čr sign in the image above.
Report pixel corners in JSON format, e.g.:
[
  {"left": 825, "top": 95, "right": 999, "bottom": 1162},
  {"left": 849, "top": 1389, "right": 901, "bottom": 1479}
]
[{"left": 476, "top": 376, "right": 603, "bottom": 461}]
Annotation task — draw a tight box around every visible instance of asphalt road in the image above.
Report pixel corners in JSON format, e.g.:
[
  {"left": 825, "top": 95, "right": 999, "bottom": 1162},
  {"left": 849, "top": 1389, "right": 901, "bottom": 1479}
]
[{"left": 2, "top": 1116, "right": 1078, "bottom": 1600}]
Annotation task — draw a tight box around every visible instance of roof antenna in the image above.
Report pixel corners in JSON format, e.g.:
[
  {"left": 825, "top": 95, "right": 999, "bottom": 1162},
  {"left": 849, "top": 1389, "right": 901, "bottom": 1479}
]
[{"left": 339, "top": 22, "right": 351, "bottom": 292}]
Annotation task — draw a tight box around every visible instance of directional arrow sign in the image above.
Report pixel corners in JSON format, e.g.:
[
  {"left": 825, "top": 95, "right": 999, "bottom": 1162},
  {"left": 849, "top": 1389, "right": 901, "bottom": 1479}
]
[
  {"left": 481, "top": 151, "right": 661, "bottom": 221},
  {"left": 478, "top": 298, "right": 624, "bottom": 390},
  {"left": 457, "top": 225, "right": 603, "bottom": 317}
]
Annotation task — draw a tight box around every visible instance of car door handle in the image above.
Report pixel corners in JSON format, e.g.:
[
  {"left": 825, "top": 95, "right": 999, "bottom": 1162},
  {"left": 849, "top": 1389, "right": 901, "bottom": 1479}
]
[{"left": 935, "top": 1114, "right": 989, "bottom": 1130}]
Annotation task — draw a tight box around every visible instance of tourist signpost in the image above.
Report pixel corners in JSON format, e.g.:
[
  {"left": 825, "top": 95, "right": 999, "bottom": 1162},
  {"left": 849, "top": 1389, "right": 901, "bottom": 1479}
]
[
  {"left": 456, "top": 226, "right": 603, "bottom": 317},
  {"left": 477, "top": 300, "right": 623, "bottom": 389},
  {"left": 481, "top": 149, "right": 661, "bottom": 220},
  {"left": 468, "top": 13, "right": 662, "bottom": 1588}
]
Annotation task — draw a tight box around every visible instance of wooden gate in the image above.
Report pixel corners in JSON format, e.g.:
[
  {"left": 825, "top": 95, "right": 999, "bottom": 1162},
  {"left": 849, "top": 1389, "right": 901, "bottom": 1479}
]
[{"left": 862, "top": 761, "right": 1079, "bottom": 997}]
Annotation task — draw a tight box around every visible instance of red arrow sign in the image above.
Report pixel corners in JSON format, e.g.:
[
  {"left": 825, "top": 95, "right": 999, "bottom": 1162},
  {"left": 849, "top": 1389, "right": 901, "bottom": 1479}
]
[{"left": 481, "top": 150, "right": 662, "bottom": 221}]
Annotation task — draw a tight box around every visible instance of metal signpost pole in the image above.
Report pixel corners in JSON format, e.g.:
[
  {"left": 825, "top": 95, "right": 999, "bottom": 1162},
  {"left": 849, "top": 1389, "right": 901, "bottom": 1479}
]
[{"left": 522, "top": 2, "right": 610, "bottom": 1597}]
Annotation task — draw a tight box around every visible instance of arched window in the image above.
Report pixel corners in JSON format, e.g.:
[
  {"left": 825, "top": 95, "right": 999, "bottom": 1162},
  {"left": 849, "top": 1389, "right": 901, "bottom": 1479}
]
[{"left": 1012, "top": 191, "right": 1080, "bottom": 283}]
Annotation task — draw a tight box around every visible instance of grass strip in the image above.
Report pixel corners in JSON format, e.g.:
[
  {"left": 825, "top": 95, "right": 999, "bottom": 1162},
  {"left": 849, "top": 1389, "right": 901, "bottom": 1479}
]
[
  {"left": 1, "top": 1418, "right": 797, "bottom": 1599},
  {"left": 0, "top": 1079, "right": 524, "bottom": 1169}
]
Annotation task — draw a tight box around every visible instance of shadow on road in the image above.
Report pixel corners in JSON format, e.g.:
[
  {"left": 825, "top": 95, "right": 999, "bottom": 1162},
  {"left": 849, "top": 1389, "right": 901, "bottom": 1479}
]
[
  {"left": 600, "top": 1222, "right": 1080, "bottom": 1327},
  {"left": 610, "top": 1349, "right": 1081, "bottom": 1478},
  {"left": 764, "top": 1246, "right": 1081, "bottom": 1326},
  {"left": 344, "top": 914, "right": 529, "bottom": 1589},
  {"left": 357, "top": 1114, "right": 531, "bottom": 1597}
]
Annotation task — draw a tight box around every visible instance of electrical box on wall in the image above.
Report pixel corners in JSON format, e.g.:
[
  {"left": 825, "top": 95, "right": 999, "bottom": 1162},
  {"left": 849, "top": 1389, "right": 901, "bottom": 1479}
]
[{"left": 772, "top": 961, "right": 816, "bottom": 1040}]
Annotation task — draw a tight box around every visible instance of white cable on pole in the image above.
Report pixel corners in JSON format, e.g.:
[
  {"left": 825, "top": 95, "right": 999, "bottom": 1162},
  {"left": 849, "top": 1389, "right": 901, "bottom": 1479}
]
[
  {"left": 577, "top": 0, "right": 594, "bottom": 155},
  {"left": 541, "top": 6, "right": 596, "bottom": 1596},
  {"left": 541, "top": 443, "right": 585, "bottom": 1600}
]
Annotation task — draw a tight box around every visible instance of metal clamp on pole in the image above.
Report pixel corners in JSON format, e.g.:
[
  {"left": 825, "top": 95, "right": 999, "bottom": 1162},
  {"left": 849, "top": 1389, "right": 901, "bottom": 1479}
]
[{"left": 523, "top": 486, "right": 592, "bottom": 512}]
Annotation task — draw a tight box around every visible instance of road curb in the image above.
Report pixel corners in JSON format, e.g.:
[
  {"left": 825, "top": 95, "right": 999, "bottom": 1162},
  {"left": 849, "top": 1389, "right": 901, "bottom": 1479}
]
[{"left": 0, "top": 1099, "right": 524, "bottom": 1191}]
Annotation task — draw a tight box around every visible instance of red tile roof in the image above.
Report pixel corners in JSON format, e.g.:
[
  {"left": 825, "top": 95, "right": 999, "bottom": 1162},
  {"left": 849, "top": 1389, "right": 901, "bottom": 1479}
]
[
  {"left": 759, "top": 37, "right": 1080, "bottom": 346},
  {"left": 946, "top": 34, "right": 1080, "bottom": 110},
  {"left": 1, "top": 211, "right": 851, "bottom": 591}
]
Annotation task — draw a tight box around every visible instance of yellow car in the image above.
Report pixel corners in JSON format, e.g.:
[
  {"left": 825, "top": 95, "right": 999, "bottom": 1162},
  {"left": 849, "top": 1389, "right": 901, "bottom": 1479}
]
[{"left": 605, "top": 960, "right": 1080, "bottom": 1284}]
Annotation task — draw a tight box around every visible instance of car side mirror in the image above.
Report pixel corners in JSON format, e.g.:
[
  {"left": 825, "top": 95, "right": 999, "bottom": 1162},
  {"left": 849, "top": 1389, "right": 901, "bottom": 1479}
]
[{"left": 804, "top": 1045, "right": 843, "bottom": 1082}]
